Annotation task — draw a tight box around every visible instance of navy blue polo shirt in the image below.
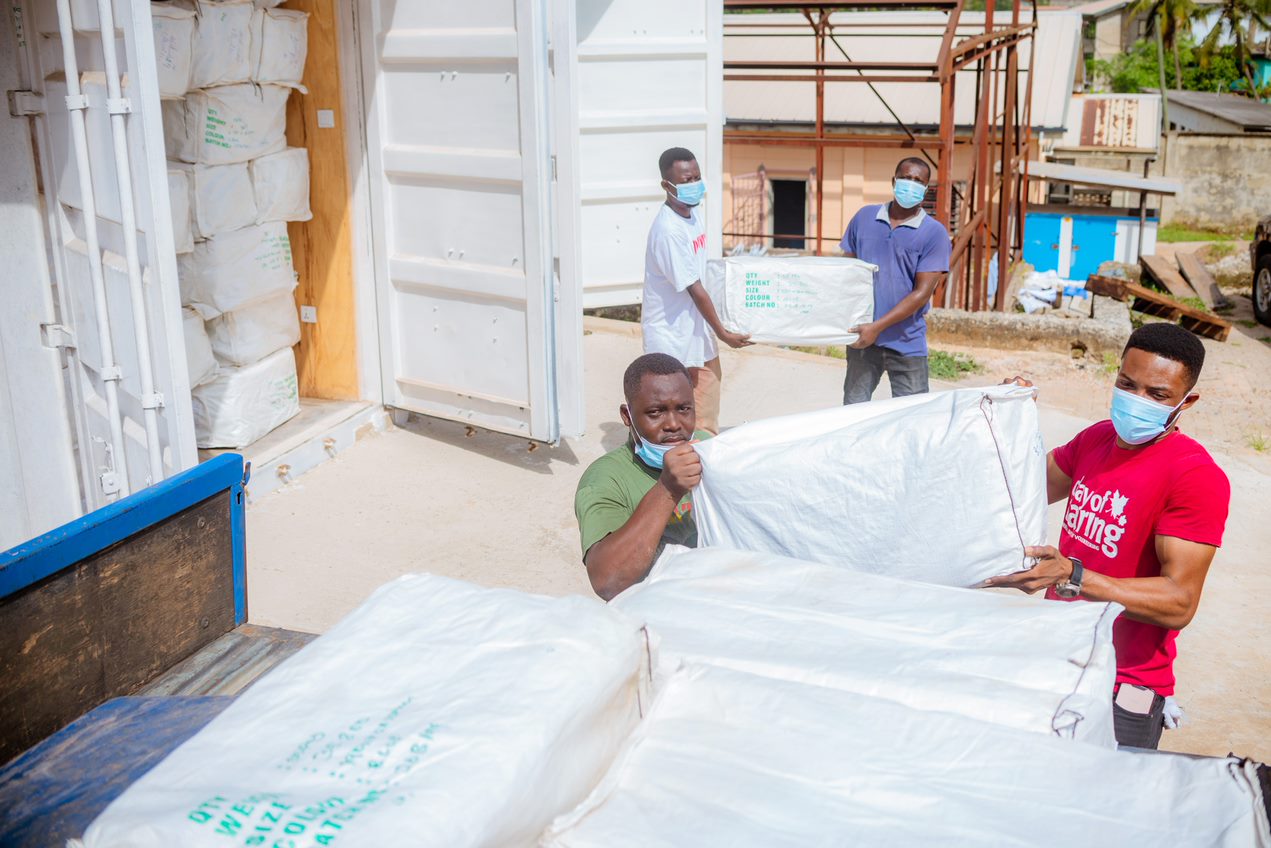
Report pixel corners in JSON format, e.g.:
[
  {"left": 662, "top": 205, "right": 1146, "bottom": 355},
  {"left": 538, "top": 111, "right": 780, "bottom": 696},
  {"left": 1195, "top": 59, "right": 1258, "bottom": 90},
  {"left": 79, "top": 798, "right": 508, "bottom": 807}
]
[{"left": 840, "top": 204, "right": 951, "bottom": 357}]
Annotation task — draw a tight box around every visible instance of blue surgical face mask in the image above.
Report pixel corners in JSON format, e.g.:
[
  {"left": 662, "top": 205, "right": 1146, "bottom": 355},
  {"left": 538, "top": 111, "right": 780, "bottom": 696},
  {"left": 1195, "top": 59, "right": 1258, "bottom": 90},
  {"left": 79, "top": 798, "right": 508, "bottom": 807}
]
[
  {"left": 624, "top": 406, "right": 674, "bottom": 469},
  {"left": 672, "top": 180, "right": 705, "bottom": 207},
  {"left": 893, "top": 178, "right": 927, "bottom": 209},
  {"left": 1110, "top": 386, "right": 1185, "bottom": 446}
]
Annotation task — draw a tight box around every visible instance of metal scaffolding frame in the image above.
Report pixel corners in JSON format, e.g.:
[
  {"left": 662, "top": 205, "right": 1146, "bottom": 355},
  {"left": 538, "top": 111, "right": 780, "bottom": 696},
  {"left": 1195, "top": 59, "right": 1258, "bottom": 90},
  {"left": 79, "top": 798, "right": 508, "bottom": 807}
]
[{"left": 723, "top": 0, "right": 1037, "bottom": 310}]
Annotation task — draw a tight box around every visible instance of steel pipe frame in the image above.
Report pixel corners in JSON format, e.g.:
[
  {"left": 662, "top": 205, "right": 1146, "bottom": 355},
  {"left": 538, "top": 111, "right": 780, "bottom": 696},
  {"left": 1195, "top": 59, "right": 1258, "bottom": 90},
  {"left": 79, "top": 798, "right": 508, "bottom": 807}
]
[{"left": 722, "top": 0, "right": 1034, "bottom": 314}]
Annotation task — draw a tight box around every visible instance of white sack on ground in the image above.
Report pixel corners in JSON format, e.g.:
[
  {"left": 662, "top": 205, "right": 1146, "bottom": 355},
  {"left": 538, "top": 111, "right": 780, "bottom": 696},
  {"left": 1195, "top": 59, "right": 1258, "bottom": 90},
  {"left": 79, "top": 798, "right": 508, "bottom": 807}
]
[
  {"left": 178, "top": 222, "right": 295, "bottom": 317},
  {"left": 163, "top": 84, "right": 289, "bottom": 165},
  {"left": 693, "top": 384, "right": 1048, "bottom": 586},
  {"left": 542, "top": 665, "right": 1270, "bottom": 848},
  {"left": 150, "top": 4, "right": 196, "bottom": 97},
  {"left": 177, "top": 0, "right": 256, "bottom": 88},
  {"left": 77, "top": 574, "right": 651, "bottom": 848},
  {"left": 615, "top": 545, "right": 1118, "bottom": 746},
  {"left": 250, "top": 147, "right": 312, "bottom": 224},
  {"left": 181, "top": 307, "right": 218, "bottom": 388},
  {"left": 166, "top": 167, "right": 194, "bottom": 254},
  {"left": 704, "top": 255, "right": 876, "bottom": 345},
  {"left": 254, "top": 8, "right": 309, "bottom": 87},
  {"left": 170, "top": 161, "right": 258, "bottom": 239},
  {"left": 207, "top": 290, "right": 300, "bottom": 367},
  {"left": 191, "top": 347, "right": 298, "bottom": 448}
]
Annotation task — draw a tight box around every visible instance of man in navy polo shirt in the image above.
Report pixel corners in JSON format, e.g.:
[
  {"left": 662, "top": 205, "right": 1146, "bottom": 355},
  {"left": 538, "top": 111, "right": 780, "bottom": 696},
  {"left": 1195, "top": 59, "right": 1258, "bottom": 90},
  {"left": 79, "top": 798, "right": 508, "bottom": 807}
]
[{"left": 840, "top": 157, "right": 951, "bottom": 404}]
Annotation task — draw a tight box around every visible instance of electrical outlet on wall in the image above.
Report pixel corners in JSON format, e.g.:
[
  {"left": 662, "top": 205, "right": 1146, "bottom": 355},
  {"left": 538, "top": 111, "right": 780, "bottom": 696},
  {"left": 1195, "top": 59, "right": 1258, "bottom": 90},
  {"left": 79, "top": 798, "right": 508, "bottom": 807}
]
[{"left": 300, "top": 306, "right": 318, "bottom": 324}]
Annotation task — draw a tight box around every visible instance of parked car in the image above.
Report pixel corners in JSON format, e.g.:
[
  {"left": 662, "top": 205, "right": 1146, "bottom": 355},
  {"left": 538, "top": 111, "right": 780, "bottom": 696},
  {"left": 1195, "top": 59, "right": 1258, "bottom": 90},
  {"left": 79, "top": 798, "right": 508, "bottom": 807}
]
[{"left": 1253, "top": 215, "right": 1271, "bottom": 326}]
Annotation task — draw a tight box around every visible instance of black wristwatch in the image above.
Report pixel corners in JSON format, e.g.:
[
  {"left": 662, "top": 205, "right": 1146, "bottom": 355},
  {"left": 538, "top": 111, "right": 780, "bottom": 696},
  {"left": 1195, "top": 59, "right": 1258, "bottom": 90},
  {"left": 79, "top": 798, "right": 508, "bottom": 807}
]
[{"left": 1055, "top": 557, "right": 1084, "bottom": 599}]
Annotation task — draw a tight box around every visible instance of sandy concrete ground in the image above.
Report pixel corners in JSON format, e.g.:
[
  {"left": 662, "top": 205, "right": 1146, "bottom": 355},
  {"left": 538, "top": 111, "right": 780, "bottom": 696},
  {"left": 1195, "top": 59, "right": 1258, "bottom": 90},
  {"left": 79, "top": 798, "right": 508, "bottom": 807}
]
[{"left": 246, "top": 318, "right": 1271, "bottom": 761}]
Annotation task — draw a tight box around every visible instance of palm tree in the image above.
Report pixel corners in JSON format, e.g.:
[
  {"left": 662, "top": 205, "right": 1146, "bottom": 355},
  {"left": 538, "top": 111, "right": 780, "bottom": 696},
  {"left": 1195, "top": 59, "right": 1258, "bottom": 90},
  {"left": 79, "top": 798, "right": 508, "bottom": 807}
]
[
  {"left": 1198, "top": 0, "right": 1271, "bottom": 95},
  {"left": 1135, "top": 0, "right": 1198, "bottom": 87}
]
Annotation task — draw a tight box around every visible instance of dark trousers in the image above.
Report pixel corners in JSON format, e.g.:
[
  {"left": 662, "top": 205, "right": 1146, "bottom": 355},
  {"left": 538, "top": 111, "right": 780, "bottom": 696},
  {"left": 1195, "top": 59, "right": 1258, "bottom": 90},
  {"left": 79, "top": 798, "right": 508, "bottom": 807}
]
[
  {"left": 843, "top": 345, "right": 930, "bottom": 405},
  {"left": 1112, "top": 687, "right": 1166, "bottom": 749}
]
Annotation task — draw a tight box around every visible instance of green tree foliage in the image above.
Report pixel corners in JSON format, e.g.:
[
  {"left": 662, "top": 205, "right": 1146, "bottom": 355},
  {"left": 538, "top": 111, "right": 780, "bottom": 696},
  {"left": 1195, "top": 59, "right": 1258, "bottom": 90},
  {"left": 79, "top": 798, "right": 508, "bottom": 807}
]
[{"left": 1088, "top": 36, "right": 1246, "bottom": 92}]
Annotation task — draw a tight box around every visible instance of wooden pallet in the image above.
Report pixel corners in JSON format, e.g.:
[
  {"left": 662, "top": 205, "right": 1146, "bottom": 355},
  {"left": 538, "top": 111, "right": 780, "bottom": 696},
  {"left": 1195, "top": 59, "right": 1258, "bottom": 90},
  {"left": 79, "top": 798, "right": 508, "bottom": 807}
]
[
  {"left": 1176, "top": 252, "right": 1233, "bottom": 311},
  {"left": 1140, "top": 254, "right": 1200, "bottom": 301},
  {"left": 1086, "top": 275, "right": 1232, "bottom": 341}
]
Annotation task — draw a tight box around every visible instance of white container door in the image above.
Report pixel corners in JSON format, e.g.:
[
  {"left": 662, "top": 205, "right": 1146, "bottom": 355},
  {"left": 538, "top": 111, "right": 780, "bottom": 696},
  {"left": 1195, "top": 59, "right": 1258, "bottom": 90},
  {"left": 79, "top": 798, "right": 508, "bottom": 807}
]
[
  {"left": 566, "top": 0, "right": 723, "bottom": 307},
  {"left": 361, "top": 0, "right": 573, "bottom": 442},
  {"left": 7, "top": 0, "right": 196, "bottom": 526}
]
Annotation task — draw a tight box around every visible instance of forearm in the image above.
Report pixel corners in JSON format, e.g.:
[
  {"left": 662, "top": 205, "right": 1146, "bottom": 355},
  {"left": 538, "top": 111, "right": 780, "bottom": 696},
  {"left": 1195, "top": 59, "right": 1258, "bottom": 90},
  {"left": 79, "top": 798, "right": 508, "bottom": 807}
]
[
  {"left": 687, "top": 282, "right": 730, "bottom": 338},
  {"left": 1079, "top": 570, "right": 1198, "bottom": 630},
  {"left": 872, "top": 283, "right": 937, "bottom": 332},
  {"left": 585, "top": 483, "right": 680, "bottom": 600}
]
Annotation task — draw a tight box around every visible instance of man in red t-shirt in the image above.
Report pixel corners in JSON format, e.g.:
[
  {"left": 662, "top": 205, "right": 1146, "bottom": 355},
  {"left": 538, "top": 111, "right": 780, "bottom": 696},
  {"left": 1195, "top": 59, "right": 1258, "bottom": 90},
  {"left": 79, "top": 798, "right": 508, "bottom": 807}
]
[{"left": 987, "top": 323, "right": 1230, "bottom": 749}]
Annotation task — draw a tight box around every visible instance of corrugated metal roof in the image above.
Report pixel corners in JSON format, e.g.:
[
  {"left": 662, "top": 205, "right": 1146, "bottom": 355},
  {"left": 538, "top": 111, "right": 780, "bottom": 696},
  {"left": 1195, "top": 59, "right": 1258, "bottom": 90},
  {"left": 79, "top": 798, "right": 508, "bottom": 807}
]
[
  {"left": 1162, "top": 89, "right": 1271, "bottom": 129},
  {"left": 723, "top": 10, "right": 1082, "bottom": 131},
  {"left": 1057, "top": 93, "right": 1162, "bottom": 149},
  {"left": 1023, "top": 161, "right": 1181, "bottom": 193},
  {"left": 1063, "top": 0, "right": 1134, "bottom": 18}
]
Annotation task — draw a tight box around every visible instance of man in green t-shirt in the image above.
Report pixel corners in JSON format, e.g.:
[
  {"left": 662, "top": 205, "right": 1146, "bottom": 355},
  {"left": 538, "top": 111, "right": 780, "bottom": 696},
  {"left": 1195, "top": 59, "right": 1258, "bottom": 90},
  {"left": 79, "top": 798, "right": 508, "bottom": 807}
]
[{"left": 575, "top": 353, "right": 711, "bottom": 600}]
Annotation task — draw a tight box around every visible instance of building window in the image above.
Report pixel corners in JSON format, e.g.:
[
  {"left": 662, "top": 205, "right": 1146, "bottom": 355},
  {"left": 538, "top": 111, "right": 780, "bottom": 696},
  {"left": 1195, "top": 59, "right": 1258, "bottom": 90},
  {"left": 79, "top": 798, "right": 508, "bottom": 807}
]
[{"left": 771, "top": 179, "right": 807, "bottom": 249}]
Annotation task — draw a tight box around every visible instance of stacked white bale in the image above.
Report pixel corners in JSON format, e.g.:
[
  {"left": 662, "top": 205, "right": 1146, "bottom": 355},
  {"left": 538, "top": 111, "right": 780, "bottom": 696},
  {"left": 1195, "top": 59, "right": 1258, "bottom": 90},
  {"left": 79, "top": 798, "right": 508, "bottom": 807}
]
[
  {"left": 155, "top": 0, "right": 311, "bottom": 448},
  {"left": 170, "top": 161, "right": 258, "bottom": 239},
  {"left": 162, "top": 84, "right": 289, "bottom": 166},
  {"left": 177, "top": 221, "right": 295, "bottom": 318},
  {"left": 166, "top": 167, "right": 194, "bottom": 254},
  {"left": 150, "top": 4, "right": 196, "bottom": 98},
  {"left": 191, "top": 347, "right": 299, "bottom": 448},
  {"left": 250, "top": 147, "right": 311, "bottom": 224},
  {"left": 254, "top": 8, "right": 309, "bottom": 88},
  {"left": 177, "top": 0, "right": 257, "bottom": 89},
  {"left": 182, "top": 306, "right": 219, "bottom": 388},
  {"left": 207, "top": 290, "right": 301, "bottom": 367}
]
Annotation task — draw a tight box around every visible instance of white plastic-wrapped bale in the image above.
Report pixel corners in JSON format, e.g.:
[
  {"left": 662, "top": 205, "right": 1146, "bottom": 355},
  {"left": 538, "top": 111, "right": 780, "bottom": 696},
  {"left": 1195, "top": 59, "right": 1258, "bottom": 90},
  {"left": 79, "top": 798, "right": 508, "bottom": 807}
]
[
  {"left": 166, "top": 167, "right": 194, "bottom": 254},
  {"left": 191, "top": 347, "right": 299, "bottom": 448},
  {"left": 250, "top": 147, "right": 311, "bottom": 224},
  {"left": 704, "top": 255, "right": 877, "bottom": 345},
  {"left": 176, "top": 0, "right": 256, "bottom": 88},
  {"left": 615, "top": 546, "right": 1118, "bottom": 747},
  {"left": 207, "top": 290, "right": 300, "bottom": 367},
  {"left": 182, "top": 307, "right": 218, "bottom": 388},
  {"left": 692, "top": 384, "right": 1048, "bottom": 587},
  {"left": 178, "top": 221, "right": 295, "bottom": 317},
  {"left": 170, "top": 160, "right": 258, "bottom": 239},
  {"left": 150, "top": 3, "right": 196, "bottom": 98},
  {"left": 542, "top": 665, "right": 1270, "bottom": 848},
  {"left": 254, "top": 8, "right": 309, "bottom": 88},
  {"left": 162, "top": 84, "right": 289, "bottom": 166},
  {"left": 75, "top": 574, "right": 652, "bottom": 848}
]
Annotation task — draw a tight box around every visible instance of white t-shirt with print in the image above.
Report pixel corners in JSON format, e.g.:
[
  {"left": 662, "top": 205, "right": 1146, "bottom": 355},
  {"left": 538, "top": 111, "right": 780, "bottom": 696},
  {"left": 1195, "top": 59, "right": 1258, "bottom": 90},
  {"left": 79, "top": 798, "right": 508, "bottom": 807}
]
[{"left": 641, "top": 203, "right": 718, "bottom": 368}]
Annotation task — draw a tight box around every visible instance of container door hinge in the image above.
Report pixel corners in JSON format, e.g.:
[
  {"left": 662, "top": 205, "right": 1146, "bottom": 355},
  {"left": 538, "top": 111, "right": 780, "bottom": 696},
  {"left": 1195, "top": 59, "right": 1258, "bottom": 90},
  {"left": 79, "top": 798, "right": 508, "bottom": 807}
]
[
  {"left": 40, "top": 323, "right": 75, "bottom": 349},
  {"left": 7, "top": 90, "right": 44, "bottom": 117},
  {"left": 99, "top": 471, "right": 122, "bottom": 495}
]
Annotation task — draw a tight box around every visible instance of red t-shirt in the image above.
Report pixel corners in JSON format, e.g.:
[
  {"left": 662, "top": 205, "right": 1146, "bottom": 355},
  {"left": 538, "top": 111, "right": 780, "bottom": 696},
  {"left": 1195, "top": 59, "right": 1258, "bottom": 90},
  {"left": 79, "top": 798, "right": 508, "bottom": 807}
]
[{"left": 1047, "top": 421, "right": 1229, "bottom": 696}]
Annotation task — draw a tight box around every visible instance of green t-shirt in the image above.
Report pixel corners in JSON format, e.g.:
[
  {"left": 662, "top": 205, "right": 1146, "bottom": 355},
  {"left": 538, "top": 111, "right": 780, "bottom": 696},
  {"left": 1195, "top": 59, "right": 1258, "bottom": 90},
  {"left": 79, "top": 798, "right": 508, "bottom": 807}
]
[{"left": 574, "top": 431, "right": 712, "bottom": 560}]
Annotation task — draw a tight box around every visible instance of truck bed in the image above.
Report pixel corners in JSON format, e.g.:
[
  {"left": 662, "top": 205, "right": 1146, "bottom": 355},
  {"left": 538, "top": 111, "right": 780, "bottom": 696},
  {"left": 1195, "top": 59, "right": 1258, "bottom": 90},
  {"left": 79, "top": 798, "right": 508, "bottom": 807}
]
[{"left": 0, "top": 624, "right": 314, "bottom": 847}]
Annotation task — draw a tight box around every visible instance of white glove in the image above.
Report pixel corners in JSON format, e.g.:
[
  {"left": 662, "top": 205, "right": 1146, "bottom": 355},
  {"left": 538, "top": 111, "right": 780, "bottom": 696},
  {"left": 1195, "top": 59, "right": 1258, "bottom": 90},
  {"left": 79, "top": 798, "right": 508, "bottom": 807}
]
[{"left": 1162, "top": 696, "right": 1185, "bottom": 730}]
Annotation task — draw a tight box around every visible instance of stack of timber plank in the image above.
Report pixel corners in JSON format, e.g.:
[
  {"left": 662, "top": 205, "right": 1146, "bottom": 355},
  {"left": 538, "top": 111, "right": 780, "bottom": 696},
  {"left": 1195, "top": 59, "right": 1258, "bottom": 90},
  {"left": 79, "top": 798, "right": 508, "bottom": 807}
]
[{"left": 1088, "top": 258, "right": 1232, "bottom": 342}]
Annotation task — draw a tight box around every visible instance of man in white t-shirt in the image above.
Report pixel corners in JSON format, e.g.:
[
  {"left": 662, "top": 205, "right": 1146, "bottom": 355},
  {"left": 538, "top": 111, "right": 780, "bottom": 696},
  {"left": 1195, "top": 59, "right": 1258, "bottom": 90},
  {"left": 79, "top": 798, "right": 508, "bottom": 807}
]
[{"left": 642, "top": 147, "right": 751, "bottom": 434}]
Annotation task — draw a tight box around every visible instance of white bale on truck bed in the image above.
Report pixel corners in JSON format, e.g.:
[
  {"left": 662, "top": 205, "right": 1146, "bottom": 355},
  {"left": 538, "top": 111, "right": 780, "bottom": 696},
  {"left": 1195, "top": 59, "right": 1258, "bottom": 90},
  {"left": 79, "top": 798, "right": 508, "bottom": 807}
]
[
  {"left": 541, "top": 665, "right": 1270, "bottom": 847},
  {"left": 704, "top": 255, "right": 876, "bottom": 345},
  {"left": 75, "top": 574, "right": 651, "bottom": 848},
  {"left": 692, "top": 384, "right": 1048, "bottom": 587},
  {"left": 614, "top": 545, "right": 1118, "bottom": 747}
]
